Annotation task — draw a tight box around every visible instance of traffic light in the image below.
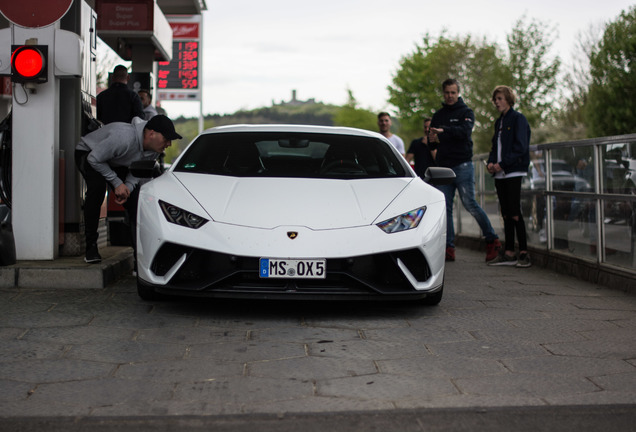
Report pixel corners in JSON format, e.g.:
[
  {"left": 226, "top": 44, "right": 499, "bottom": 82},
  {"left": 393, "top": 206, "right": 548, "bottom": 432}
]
[{"left": 11, "top": 45, "right": 48, "bottom": 84}]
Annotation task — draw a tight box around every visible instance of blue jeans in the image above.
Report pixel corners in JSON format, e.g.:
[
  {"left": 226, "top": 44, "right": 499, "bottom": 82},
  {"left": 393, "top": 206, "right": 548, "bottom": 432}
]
[{"left": 437, "top": 161, "right": 498, "bottom": 248}]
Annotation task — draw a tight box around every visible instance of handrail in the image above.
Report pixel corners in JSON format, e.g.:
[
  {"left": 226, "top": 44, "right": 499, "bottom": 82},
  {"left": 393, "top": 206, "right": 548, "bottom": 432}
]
[{"left": 461, "top": 133, "right": 636, "bottom": 274}]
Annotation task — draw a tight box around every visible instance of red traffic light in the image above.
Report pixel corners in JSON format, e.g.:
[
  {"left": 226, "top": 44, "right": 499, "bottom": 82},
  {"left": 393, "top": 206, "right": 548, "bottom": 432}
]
[
  {"left": 14, "top": 49, "right": 43, "bottom": 77},
  {"left": 11, "top": 45, "right": 48, "bottom": 84}
]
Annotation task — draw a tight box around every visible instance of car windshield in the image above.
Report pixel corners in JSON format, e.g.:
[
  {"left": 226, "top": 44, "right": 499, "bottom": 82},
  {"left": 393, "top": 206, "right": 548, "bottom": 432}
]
[{"left": 174, "top": 132, "right": 412, "bottom": 179}]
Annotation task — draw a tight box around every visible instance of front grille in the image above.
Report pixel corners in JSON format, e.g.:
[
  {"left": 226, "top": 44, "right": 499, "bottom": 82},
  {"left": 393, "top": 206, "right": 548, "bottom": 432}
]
[{"left": 150, "top": 243, "right": 432, "bottom": 296}]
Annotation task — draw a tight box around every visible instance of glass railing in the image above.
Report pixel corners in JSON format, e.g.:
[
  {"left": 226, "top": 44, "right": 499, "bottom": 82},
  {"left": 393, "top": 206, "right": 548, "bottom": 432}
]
[{"left": 458, "top": 133, "right": 636, "bottom": 273}]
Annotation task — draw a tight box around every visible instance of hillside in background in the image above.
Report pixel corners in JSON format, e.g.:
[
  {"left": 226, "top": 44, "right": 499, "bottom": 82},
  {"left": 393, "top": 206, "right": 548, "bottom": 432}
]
[
  {"left": 167, "top": 101, "right": 346, "bottom": 162},
  {"left": 164, "top": 89, "right": 384, "bottom": 163}
]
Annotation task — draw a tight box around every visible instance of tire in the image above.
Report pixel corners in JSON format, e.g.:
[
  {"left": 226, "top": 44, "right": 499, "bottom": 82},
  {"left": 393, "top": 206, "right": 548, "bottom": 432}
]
[{"left": 421, "top": 285, "right": 443, "bottom": 306}]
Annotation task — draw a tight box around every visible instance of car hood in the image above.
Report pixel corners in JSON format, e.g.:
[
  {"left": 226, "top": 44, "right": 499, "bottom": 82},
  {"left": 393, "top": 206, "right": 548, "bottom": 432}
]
[{"left": 173, "top": 173, "right": 412, "bottom": 229}]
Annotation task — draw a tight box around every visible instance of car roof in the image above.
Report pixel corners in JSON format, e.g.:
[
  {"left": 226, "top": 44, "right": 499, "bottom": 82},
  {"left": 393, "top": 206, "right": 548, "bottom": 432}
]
[{"left": 200, "top": 124, "right": 387, "bottom": 140}]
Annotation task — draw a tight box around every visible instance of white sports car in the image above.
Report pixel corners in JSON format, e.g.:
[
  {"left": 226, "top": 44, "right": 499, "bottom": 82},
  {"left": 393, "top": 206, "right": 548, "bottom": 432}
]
[{"left": 132, "top": 124, "right": 453, "bottom": 305}]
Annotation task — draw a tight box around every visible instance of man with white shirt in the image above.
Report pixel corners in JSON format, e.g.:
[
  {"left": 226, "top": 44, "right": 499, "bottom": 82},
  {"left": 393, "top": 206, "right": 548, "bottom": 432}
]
[
  {"left": 377, "top": 112, "right": 405, "bottom": 157},
  {"left": 138, "top": 89, "right": 158, "bottom": 120}
]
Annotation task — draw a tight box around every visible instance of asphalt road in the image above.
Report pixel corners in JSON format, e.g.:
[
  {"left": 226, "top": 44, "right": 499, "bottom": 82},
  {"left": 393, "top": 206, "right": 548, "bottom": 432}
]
[{"left": 1, "top": 247, "right": 635, "bottom": 431}]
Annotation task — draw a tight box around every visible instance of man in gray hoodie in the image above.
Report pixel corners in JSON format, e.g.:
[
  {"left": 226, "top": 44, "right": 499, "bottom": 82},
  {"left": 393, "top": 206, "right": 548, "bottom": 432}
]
[{"left": 75, "top": 115, "right": 181, "bottom": 263}]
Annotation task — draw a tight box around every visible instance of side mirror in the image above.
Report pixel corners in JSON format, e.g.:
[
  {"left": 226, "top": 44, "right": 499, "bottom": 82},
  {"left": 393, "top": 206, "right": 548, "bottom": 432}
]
[
  {"left": 424, "top": 167, "right": 456, "bottom": 185},
  {"left": 130, "top": 160, "right": 162, "bottom": 178}
]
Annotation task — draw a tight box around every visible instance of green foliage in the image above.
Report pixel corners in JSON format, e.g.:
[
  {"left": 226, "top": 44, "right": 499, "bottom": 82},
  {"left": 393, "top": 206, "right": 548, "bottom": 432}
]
[
  {"left": 164, "top": 118, "right": 214, "bottom": 163},
  {"left": 506, "top": 16, "right": 561, "bottom": 127},
  {"left": 167, "top": 101, "right": 341, "bottom": 164},
  {"left": 388, "top": 33, "right": 512, "bottom": 152},
  {"left": 388, "top": 34, "right": 469, "bottom": 139},
  {"left": 459, "top": 40, "right": 512, "bottom": 151},
  {"left": 332, "top": 89, "right": 378, "bottom": 131},
  {"left": 230, "top": 102, "right": 338, "bottom": 126},
  {"left": 388, "top": 17, "right": 561, "bottom": 152},
  {"left": 585, "top": 6, "right": 636, "bottom": 137}
]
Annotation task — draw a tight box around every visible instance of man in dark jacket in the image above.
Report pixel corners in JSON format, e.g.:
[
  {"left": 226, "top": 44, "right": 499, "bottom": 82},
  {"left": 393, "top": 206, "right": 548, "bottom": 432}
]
[
  {"left": 486, "top": 85, "right": 532, "bottom": 267},
  {"left": 97, "top": 65, "right": 145, "bottom": 124},
  {"left": 429, "top": 78, "right": 501, "bottom": 262},
  {"left": 406, "top": 117, "right": 436, "bottom": 179}
]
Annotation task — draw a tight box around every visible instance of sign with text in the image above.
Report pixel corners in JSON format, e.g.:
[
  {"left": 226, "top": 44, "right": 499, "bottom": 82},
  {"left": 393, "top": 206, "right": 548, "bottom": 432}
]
[
  {"left": 157, "top": 17, "right": 201, "bottom": 101},
  {"left": 96, "top": 0, "right": 153, "bottom": 32}
]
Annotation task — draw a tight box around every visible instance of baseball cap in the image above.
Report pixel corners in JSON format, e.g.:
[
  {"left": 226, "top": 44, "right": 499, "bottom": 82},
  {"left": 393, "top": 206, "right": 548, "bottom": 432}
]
[{"left": 145, "top": 115, "right": 182, "bottom": 140}]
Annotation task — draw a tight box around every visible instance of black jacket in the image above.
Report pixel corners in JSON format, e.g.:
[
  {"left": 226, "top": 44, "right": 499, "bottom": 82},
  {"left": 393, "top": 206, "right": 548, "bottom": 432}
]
[
  {"left": 96, "top": 82, "right": 145, "bottom": 125},
  {"left": 487, "top": 108, "right": 531, "bottom": 175},
  {"left": 430, "top": 97, "right": 475, "bottom": 168},
  {"left": 407, "top": 137, "right": 436, "bottom": 179}
]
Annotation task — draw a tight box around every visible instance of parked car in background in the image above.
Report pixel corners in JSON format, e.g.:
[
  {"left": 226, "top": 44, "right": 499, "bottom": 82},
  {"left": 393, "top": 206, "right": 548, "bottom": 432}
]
[
  {"left": 604, "top": 142, "right": 636, "bottom": 194},
  {"left": 521, "top": 159, "right": 592, "bottom": 233},
  {"left": 603, "top": 142, "right": 636, "bottom": 226}
]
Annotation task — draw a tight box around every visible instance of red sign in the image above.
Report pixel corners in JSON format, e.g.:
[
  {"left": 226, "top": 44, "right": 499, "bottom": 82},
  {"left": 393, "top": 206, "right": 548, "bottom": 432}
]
[
  {"left": 170, "top": 22, "right": 200, "bottom": 40},
  {"left": 157, "top": 41, "right": 199, "bottom": 90},
  {"left": 157, "top": 16, "right": 201, "bottom": 100},
  {"left": 0, "top": 0, "right": 73, "bottom": 28},
  {"left": 96, "top": 0, "right": 153, "bottom": 32}
]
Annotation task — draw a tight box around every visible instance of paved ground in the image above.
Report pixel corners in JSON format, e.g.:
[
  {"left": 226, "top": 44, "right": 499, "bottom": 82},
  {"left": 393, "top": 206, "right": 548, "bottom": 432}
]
[{"left": 1, "top": 247, "right": 635, "bottom": 430}]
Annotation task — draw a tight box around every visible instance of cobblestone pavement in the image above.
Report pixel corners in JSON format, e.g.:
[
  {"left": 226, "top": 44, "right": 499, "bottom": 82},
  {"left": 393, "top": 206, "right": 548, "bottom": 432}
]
[{"left": 1, "top": 247, "right": 635, "bottom": 423}]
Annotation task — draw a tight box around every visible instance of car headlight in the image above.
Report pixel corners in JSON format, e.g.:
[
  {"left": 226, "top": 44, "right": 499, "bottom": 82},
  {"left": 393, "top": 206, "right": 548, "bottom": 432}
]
[
  {"left": 159, "top": 200, "right": 208, "bottom": 229},
  {"left": 376, "top": 207, "right": 426, "bottom": 233}
]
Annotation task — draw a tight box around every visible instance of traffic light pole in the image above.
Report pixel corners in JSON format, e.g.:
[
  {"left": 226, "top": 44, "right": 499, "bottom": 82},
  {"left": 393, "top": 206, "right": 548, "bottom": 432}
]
[{"left": 11, "top": 24, "right": 60, "bottom": 260}]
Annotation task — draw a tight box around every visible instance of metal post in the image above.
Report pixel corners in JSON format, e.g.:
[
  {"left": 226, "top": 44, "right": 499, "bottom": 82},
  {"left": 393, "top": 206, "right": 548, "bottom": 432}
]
[
  {"left": 11, "top": 25, "right": 60, "bottom": 259},
  {"left": 594, "top": 143, "right": 604, "bottom": 263},
  {"left": 545, "top": 149, "right": 554, "bottom": 251}
]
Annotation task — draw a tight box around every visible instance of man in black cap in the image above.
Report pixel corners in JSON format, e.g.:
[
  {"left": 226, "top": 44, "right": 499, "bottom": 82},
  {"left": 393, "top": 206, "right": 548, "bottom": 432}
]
[{"left": 75, "top": 115, "right": 182, "bottom": 263}]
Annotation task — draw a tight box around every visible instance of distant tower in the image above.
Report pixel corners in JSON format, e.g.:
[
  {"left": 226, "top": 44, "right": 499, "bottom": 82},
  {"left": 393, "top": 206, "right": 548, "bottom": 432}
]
[{"left": 275, "top": 90, "right": 316, "bottom": 106}]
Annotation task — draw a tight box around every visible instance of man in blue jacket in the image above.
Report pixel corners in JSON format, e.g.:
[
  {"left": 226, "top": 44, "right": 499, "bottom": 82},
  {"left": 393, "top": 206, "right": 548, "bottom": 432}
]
[
  {"left": 486, "top": 85, "right": 532, "bottom": 267},
  {"left": 429, "top": 79, "right": 501, "bottom": 262}
]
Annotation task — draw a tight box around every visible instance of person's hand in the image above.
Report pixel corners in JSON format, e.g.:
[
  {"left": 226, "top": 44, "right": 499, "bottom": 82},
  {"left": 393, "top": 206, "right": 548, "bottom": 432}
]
[
  {"left": 428, "top": 127, "right": 442, "bottom": 143},
  {"left": 114, "top": 184, "right": 130, "bottom": 205},
  {"left": 487, "top": 163, "right": 496, "bottom": 174}
]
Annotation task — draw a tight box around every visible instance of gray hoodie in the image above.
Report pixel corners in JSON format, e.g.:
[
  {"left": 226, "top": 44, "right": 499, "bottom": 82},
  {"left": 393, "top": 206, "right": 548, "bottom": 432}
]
[{"left": 76, "top": 117, "right": 159, "bottom": 191}]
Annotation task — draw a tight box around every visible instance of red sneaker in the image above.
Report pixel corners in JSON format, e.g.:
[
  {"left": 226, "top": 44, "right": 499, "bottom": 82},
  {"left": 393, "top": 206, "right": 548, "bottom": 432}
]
[
  {"left": 445, "top": 247, "right": 455, "bottom": 262},
  {"left": 485, "top": 239, "right": 502, "bottom": 261}
]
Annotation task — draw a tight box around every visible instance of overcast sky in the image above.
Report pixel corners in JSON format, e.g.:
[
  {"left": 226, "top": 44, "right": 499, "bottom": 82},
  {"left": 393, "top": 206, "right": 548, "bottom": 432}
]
[{"left": 156, "top": 0, "right": 634, "bottom": 118}]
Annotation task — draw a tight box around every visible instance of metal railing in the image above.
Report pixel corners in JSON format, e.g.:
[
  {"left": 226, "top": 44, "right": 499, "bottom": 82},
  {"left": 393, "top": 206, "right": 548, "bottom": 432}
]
[{"left": 457, "top": 133, "right": 636, "bottom": 274}]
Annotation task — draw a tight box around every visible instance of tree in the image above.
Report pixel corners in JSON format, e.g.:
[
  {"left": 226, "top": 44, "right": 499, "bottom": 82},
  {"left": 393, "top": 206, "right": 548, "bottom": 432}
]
[
  {"left": 506, "top": 16, "right": 561, "bottom": 128},
  {"left": 388, "top": 33, "right": 510, "bottom": 152},
  {"left": 546, "top": 23, "right": 604, "bottom": 142},
  {"left": 585, "top": 6, "right": 636, "bottom": 137},
  {"left": 388, "top": 17, "right": 562, "bottom": 151},
  {"left": 332, "top": 89, "right": 378, "bottom": 131},
  {"left": 388, "top": 34, "right": 463, "bottom": 130}
]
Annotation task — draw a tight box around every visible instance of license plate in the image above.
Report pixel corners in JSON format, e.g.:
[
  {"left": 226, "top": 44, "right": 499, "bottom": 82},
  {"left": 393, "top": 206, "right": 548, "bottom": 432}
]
[{"left": 259, "top": 258, "right": 326, "bottom": 279}]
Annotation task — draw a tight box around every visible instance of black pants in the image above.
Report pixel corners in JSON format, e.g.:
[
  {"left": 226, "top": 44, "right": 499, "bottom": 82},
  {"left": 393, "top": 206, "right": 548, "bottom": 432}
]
[
  {"left": 75, "top": 150, "right": 138, "bottom": 248},
  {"left": 494, "top": 176, "right": 527, "bottom": 252}
]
